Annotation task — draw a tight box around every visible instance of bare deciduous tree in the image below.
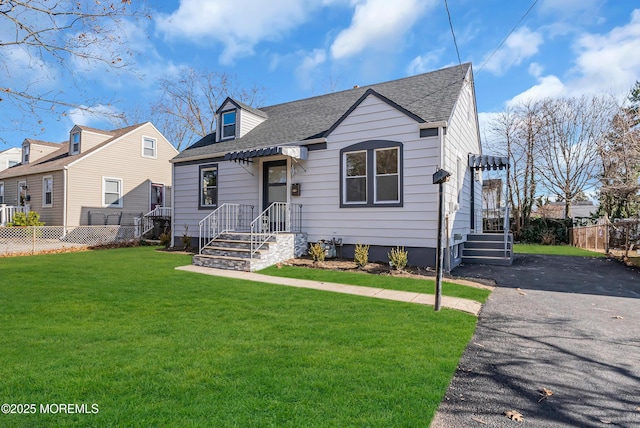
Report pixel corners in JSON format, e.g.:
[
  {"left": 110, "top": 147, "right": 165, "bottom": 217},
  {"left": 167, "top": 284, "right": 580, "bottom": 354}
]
[
  {"left": 487, "top": 100, "right": 541, "bottom": 238},
  {"left": 536, "top": 96, "right": 615, "bottom": 219},
  {"left": 0, "top": 0, "right": 149, "bottom": 141},
  {"left": 598, "top": 82, "right": 640, "bottom": 218},
  {"left": 148, "top": 67, "right": 265, "bottom": 150}
]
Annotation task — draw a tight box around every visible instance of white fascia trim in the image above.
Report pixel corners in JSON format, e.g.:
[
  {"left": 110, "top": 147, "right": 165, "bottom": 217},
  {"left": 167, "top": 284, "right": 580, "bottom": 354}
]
[{"left": 419, "top": 121, "right": 448, "bottom": 129}]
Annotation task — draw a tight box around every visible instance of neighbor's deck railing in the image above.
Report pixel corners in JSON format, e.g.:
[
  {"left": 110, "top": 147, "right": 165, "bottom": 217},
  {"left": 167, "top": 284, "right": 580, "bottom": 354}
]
[
  {"left": 198, "top": 204, "right": 254, "bottom": 254},
  {"left": 134, "top": 206, "right": 172, "bottom": 238},
  {"left": 250, "top": 202, "right": 302, "bottom": 257},
  {"left": 0, "top": 204, "right": 30, "bottom": 226}
]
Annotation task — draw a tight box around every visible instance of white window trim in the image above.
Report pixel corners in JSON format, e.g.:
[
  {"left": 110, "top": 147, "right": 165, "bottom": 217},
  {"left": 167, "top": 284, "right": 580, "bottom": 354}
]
[
  {"left": 373, "top": 147, "right": 400, "bottom": 204},
  {"left": 0, "top": 181, "right": 4, "bottom": 204},
  {"left": 71, "top": 132, "right": 81, "bottom": 154},
  {"left": 221, "top": 110, "right": 236, "bottom": 140},
  {"left": 23, "top": 145, "right": 30, "bottom": 163},
  {"left": 141, "top": 136, "right": 157, "bottom": 159},
  {"left": 42, "top": 175, "right": 53, "bottom": 208},
  {"left": 343, "top": 150, "right": 368, "bottom": 205},
  {"left": 102, "top": 177, "right": 123, "bottom": 208}
]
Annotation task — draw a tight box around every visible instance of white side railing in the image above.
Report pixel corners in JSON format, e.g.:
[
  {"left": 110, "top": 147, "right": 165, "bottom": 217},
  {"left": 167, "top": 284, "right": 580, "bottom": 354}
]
[
  {"left": 250, "top": 202, "right": 302, "bottom": 257},
  {"left": 134, "top": 206, "right": 172, "bottom": 238},
  {"left": 0, "top": 204, "right": 31, "bottom": 226},
  {"left": 198, "top": 204, "right": 254, "bottom": 253},
  {"left": 503, "top": 205, "right": 510, "bottom": 258}
]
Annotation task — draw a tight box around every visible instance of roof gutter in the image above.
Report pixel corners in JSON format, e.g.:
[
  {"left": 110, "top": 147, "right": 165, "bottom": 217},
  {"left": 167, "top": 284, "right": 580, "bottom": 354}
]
[{"left": 419, "top": 121, "right": 448, "bottom": 130}]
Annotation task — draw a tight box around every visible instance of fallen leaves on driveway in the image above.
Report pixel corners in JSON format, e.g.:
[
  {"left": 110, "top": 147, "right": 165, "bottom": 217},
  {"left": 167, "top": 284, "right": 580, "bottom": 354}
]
[
  {"left": 538, "top": 387, "right": 554, "bottom": 402},
  {"left": 504, "top": 410, "right": 524, "bottom": 422}
]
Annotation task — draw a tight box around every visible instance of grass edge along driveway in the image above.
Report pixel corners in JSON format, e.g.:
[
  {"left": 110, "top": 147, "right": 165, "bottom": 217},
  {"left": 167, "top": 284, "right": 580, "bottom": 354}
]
[{"left": 0, "top": 247, "right": 478, "bottom": 427}]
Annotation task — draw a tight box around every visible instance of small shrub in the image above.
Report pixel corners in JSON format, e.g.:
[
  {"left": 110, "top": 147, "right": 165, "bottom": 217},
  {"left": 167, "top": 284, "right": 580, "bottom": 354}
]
[
  {"left": 308, "top": 242, "right": 326, "bottom": 263},
  {"left": 181, "top": 225, "right": 192, "bottom": 251},
  {"left": 8, "top": 211, "right": 45, "bottom": 227},
  {"left": 540, "top": 230, "right": 556, "bottom": 245},
  {"left": 159, "top": 231, "right": 172, "bottom": 249},
  {"left": 354, "top": 243, "right": 369, "bottom": 269},
  {"left": 388, "top": 246, "right": 408, "bottom": 271}
]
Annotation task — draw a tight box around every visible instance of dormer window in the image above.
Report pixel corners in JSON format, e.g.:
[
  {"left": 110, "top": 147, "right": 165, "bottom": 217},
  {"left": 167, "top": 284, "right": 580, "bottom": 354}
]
[
  {"left": 23, "top": 145, "right": 29, "bottom": 163},
  {"left": 71, "top": 132, "right": 80, "bottom": 154},
  {"left": 221, "top": 111, "right": 236, "bottom": 140}
]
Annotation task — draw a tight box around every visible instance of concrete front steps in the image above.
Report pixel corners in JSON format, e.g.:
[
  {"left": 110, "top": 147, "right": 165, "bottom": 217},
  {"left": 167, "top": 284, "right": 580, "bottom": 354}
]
[
  {"left": 192, "top": 232, "right": 303, "bottom": 272},
  {"left": 462, "top": 233, "right": 514, "bottom": 266}
]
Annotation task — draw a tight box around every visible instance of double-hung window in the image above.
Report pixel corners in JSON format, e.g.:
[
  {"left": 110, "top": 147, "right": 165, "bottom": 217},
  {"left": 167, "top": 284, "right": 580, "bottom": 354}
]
[
  {"left": 142, "top": 137, "right": 156, "bottom": 158},
  {"left": 0, "top": 182, "right": 4, "bottom": 204},
  {"left": 71, "top": 132, "right": 80, "bottom": 154},
  {"left": 103, "top": 177, "right": 123, "bottom": 208},
  {"left": 221, "top": 111, "right": 236, "bottom": 139},
  {"left": 43, "top": 176, "right": 53, "bottom": 207},
  {"left": 340, "top": 141, "right": 402, "bottom": 207},
  {"left": 199, "top": 164, "right": 218, "bottom": 208},
  {"left": 23, "top": 145, "right": 29, "bottom": 163}
]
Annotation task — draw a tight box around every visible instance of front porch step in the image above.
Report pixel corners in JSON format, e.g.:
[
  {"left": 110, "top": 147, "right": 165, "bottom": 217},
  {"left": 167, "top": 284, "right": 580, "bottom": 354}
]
[
  {"left": 193, "top": 232, "right": 306, "bottom": 272},
  {"left": 200, "top": 246, "right": 266, "bottom": 259},
  {"left": 193, "top": 254, "right": 250, "bottom": 271},
  {"left": 463, "top": 248, "right": 512, "bottom": 258},
  {"left": 461, "top": 255, "right": 513, "bottom": 266}
]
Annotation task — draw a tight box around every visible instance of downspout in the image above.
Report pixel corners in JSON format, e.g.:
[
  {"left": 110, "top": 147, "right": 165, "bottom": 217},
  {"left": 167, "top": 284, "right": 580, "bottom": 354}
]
[{"left": 63, "top": 166, "right": 68, "bottom": 235}]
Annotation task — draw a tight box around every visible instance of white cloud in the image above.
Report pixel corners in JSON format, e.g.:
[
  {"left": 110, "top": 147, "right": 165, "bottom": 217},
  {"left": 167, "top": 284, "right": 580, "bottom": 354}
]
[
  {"left": 295, "top": 49, "right": 327, "bottom": 89},
  {"left": 528, "top": 62, "right": 544, "bottom": 78},
  {"left": 482, "top": 27, "right": 544, "bottom": 75},
  {"left": 539, "top": 0, "right": 605, "bottom": 18},
  {"left": 66, "top": 105, "right": 124, "bottom": 129},
  {"left": 504, "top": 9, "right": 640, "bottom": 107},
  {"left": 157, "top": 0, "right": 315, "bottom": 64},
  {"left": 406, "top": 49, "right": 443, "bottom": 75},
  {"left": 330, "top": 0, "right": 436, "bottom": 60},
  {"left": 568, "top": 8, "right": 640, "bottom": 97}
]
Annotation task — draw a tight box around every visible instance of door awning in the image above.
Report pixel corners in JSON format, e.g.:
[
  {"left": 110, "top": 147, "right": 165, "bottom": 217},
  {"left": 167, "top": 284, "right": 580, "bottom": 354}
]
[
  {"left": 224, "top": 145, "right": 308, "bottom": 163},
  {"left": 468, "top": 154, "right": 509, "bottom": 171}
]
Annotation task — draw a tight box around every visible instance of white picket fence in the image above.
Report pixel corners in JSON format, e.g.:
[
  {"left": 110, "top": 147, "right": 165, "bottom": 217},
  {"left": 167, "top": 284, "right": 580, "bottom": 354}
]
[{"left": 0, "top": 225, "right": 137, "bottom": 256}]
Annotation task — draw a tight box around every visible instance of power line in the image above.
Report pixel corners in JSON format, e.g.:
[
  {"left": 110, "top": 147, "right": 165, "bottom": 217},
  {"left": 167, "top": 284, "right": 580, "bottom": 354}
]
[
  {"left": 444, "top": 0, "right": 462, "bottom": 65},
  {"left": 477, "top": 0, "right": 540, "bottom": 74}
]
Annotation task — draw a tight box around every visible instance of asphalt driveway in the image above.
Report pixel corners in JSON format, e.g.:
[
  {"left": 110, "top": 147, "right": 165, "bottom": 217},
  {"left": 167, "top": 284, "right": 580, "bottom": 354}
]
[{"left": 431, "top": 254, "right": 640, "bottom": 428}]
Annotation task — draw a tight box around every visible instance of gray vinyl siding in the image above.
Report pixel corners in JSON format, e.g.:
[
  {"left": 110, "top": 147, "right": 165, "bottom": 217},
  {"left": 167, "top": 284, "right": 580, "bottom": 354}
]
[
  {"left": 295, "top": 94, "right": 441, "bottom": 248},
  {"left": 172, "top": 160, "right": 259, "bottom": 238},
  {"left": 0, "top": 171, "right": 64, "bottom": 225},
  {"left": 77, "top": 129, "right": 112, "bottom": 153},
  {"left": 442, "top": 72, "right": 482, "bottom": 244},
  {"left": 66, "top": 123, "right": 176, "bottom": 226},
  {"left": 239, "top": 110, "right": 266, "bottom": 138}
]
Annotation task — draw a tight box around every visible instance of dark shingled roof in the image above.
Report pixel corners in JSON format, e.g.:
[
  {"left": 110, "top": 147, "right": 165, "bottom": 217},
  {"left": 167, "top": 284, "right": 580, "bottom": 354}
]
[{"left": 174, "top": 63, "right": 472, "bottom": 161}]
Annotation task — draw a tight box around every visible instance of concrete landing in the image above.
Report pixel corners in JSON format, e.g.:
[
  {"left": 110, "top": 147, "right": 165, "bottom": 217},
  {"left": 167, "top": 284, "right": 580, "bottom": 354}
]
[{"left": 176, "top": 265, "right": 483, "bottom": 316}]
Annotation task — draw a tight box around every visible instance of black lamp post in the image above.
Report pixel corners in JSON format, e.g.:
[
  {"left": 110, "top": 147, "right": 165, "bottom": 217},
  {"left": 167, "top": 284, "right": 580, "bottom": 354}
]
[{"left": 432, "top": 168, "right": 451, "bottom": 312}]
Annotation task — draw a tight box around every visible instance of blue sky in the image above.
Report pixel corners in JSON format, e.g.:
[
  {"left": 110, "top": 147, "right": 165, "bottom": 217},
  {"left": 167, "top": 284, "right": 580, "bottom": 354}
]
[{"left": 2, "top": 0, "right": 640, "bottom": 149}]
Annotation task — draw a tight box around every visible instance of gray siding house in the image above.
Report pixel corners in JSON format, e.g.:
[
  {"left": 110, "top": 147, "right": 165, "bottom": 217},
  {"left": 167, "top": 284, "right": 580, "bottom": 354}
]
[{"left": 171, "top": 63, "right": 507, "bottom": 271}]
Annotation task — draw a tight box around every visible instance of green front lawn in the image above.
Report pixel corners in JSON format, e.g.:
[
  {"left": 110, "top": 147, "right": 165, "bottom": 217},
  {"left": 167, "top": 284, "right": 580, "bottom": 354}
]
[
  {"left": 514, "top": 244, "right": 605, "bottom": 257},
  {"left": 0, "top": 247, "right": 477, "bottom": 427},
  {"left": 260, "top": 265, "right": 491, "bottom": 303}
]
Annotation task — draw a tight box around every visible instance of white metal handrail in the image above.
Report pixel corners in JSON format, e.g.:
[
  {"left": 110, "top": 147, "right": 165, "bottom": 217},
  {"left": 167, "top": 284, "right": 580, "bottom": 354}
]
[
  {"left": 134, "top": 206, "right": 173, "bottom": 238},
  {"left": 199, "top": 203, "right": 254, "bottom": 253},
  {"left": 0, "top": 204, "right": 31, "bottom": 226},
  {"left": 250, "top": 202, "right": 302, "bottom": 257},
  {"left": 503, "top": 205, "right": 510, "bottom": 258}
]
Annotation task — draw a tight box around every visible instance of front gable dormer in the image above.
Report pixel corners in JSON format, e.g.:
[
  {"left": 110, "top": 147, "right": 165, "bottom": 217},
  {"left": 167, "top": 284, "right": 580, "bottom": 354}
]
[
  {"left": 215, "top": 98, "right": 267, "bottom": 142},
  {"left": 22, "top": 139, "right": 61, "bottom": 164},
  {"left": 68, "top": 125, "right": 113, "bottom": 155}
]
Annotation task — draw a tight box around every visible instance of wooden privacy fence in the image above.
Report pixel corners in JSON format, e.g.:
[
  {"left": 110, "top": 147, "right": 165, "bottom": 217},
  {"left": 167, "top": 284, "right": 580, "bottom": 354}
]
[
  {"left": 571, "top": 217, "right": 640, "bottom": 256},
  {"left": 570, "top": 223, "right": 609, "bottom": 252}
]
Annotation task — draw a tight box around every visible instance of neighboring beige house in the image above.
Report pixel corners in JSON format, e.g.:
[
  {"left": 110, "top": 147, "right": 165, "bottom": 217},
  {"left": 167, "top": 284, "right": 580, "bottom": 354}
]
[
  {"left": 0, "top": 147, "right": 22, "bottom": 172},
  {"left": 0, "top": 123, "right": 177, "bottom": 227}
]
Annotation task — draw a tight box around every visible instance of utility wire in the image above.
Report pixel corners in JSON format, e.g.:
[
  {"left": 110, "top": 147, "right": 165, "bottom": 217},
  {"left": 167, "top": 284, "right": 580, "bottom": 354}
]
[
  {"left": 477, "top": 0, "right": 540, "bottom": 74},
  {"left": 444, "top": 0, "right": 462, "bottom": 65}
]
